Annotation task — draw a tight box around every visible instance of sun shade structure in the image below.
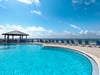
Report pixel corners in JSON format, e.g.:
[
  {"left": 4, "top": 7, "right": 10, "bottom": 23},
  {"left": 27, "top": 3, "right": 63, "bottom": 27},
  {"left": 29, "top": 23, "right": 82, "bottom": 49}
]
[
  {"left": 2, "top": 30, "right": 29, "bottom": 43},
  {"left": 2, "top": 30, "right": 29, "bottom": 36}
]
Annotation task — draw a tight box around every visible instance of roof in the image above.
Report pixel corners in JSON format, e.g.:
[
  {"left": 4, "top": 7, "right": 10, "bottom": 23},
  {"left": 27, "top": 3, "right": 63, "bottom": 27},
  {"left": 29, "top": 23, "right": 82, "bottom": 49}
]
[{"left": 2, "top": 30, "right": 29, "bottom": 36}]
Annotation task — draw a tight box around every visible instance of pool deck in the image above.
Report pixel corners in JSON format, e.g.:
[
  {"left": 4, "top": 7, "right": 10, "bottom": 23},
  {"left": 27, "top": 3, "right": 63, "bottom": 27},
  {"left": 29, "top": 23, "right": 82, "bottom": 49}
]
[{"left": 34, "top": 42, "right": 100, "bottom": 75}]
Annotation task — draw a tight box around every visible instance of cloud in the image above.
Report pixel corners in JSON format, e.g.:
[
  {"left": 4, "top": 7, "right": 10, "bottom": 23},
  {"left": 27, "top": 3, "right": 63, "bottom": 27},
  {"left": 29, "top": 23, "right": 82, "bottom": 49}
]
[
  {"left": 33, "top": 0, "right": 40, "bottom": 6},
  {"left": 26, "top": 26, "right": 46, "bottom": 32},
  {"left": 79, "top": 30, "right": 88, "bottom": 34},
  {"left": 17, "top": 0, "right": 33, "bottom": 4},
  {"left": 72, "top": 0, "right": 96, "bottom": 10},
  {"left": 70, "top": 24, "right": 81, "bottom": 30},
  {"left": 96, "top": 31, "right": 100, "bottom": 35},
  {"left": 17, "top": 0, "right": 40, "bottom": 6},
  {"left": 30, "top": 10, "right": 42, "bottom": 16},
  {"left": 0, "top": 24, "right": 72, "bottom": 38},
  {"left": 64, "top": 30, "right": 71, "bottom": 34},
  {"left": 0, "top": 24, "right": 54, "bottom": 38},
  {"left": 72, "top": 0, "right": 96, "bottom": 4},
  {"left": 0, "top": 24, "right": 100, "bottom": 39},
  {"left": 84, "top": 30, "right": 88, "bottom": 34}
]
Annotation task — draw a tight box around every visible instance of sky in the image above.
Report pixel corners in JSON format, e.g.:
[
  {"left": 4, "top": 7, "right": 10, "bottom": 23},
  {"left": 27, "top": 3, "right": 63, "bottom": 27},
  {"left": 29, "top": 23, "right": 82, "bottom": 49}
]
[{"left": 0, "top": 0, "right": 100, "bottom": 38}]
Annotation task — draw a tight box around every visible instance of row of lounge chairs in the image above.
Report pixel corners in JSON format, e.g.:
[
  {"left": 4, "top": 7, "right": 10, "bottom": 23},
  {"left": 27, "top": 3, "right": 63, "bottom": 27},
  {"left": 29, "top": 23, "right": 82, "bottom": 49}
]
[{"left": 34, "top": 39, "right": 100, "bottom": 48}]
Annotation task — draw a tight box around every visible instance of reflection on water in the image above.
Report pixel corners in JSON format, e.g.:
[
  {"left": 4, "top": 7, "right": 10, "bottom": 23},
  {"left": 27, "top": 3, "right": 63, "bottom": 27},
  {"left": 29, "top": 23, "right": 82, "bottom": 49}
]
[{"left": 0, "top": 45, "right": 16, "bottom": 50}]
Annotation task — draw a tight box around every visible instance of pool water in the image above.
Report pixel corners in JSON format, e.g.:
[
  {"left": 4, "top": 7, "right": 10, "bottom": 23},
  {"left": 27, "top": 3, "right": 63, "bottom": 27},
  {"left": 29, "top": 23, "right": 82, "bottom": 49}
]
[{"left": 0, "top": 44, "right": 92, "bottom": 75}]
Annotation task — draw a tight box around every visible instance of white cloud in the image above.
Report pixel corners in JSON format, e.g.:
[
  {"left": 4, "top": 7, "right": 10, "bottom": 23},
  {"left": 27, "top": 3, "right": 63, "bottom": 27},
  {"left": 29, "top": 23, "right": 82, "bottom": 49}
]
[
  {"left": 33, "top": 0, "right": 40, "bottom": 6},
  {"left": 84, "top": 30, "right": 88, "bottom": 34},
  {"left": 0, "top": 24, "right": 99, "bottom": 39},
  {"left": 17, "top": 0, "right": 40, "bottom": 6},
  {"left": 96, "top": 31, "right": 100, "bottom": 35},
  {"left": 64, "top": 30, "right": 71, "bottom": 34},
  {"left": 26, "top": 26, "right": 46, "bottom": 32},
  {"left": 70, "top": 24, "right": 81, "bottom": 30},
  {"left": 48, "top": 30, "right": 54, "bottom": 34},
  {"left": 79, "top": 30, "right": 88, "bottom": 34},
  {"left": 72, "top": 0, "right": 96, "bottom": 7},
  {"left": 17, "top": 0, "right": 33, "bottom": 4},
  {"left": 30, "top": 10, "right": 42, "bottom": 16},
  {"left": 0, "top": 24, "right": 54, "bottom": 38},
  {"left": 0, "top": 24, "right": 72, "bottom": 38}
]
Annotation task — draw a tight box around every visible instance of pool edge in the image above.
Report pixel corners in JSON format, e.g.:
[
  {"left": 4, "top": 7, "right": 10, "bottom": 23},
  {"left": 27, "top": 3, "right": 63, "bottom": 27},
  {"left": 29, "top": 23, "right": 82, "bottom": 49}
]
[{"left": 34, "top": 43, "right": 100, "bottom": 75}]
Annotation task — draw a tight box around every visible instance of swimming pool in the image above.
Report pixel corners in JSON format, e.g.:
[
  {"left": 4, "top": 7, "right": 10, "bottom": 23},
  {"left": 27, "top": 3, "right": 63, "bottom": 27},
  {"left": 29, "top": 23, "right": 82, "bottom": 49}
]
[{"left": 0, "top": 44, "right": 92, "bottom": 75}]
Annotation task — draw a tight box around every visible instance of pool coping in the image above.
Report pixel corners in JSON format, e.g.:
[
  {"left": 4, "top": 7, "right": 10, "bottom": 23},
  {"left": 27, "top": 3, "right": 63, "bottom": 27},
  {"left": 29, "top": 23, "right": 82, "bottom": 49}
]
[{"left": 34, "top": 42, "right": 100, "bottom": 75}]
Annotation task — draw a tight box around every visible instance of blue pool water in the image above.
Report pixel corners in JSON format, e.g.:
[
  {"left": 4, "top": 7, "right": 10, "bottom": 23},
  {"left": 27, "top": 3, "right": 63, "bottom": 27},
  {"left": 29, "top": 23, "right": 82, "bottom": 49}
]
[{"left": 0, "top": 44, "right": 92, "bottom": 75}]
